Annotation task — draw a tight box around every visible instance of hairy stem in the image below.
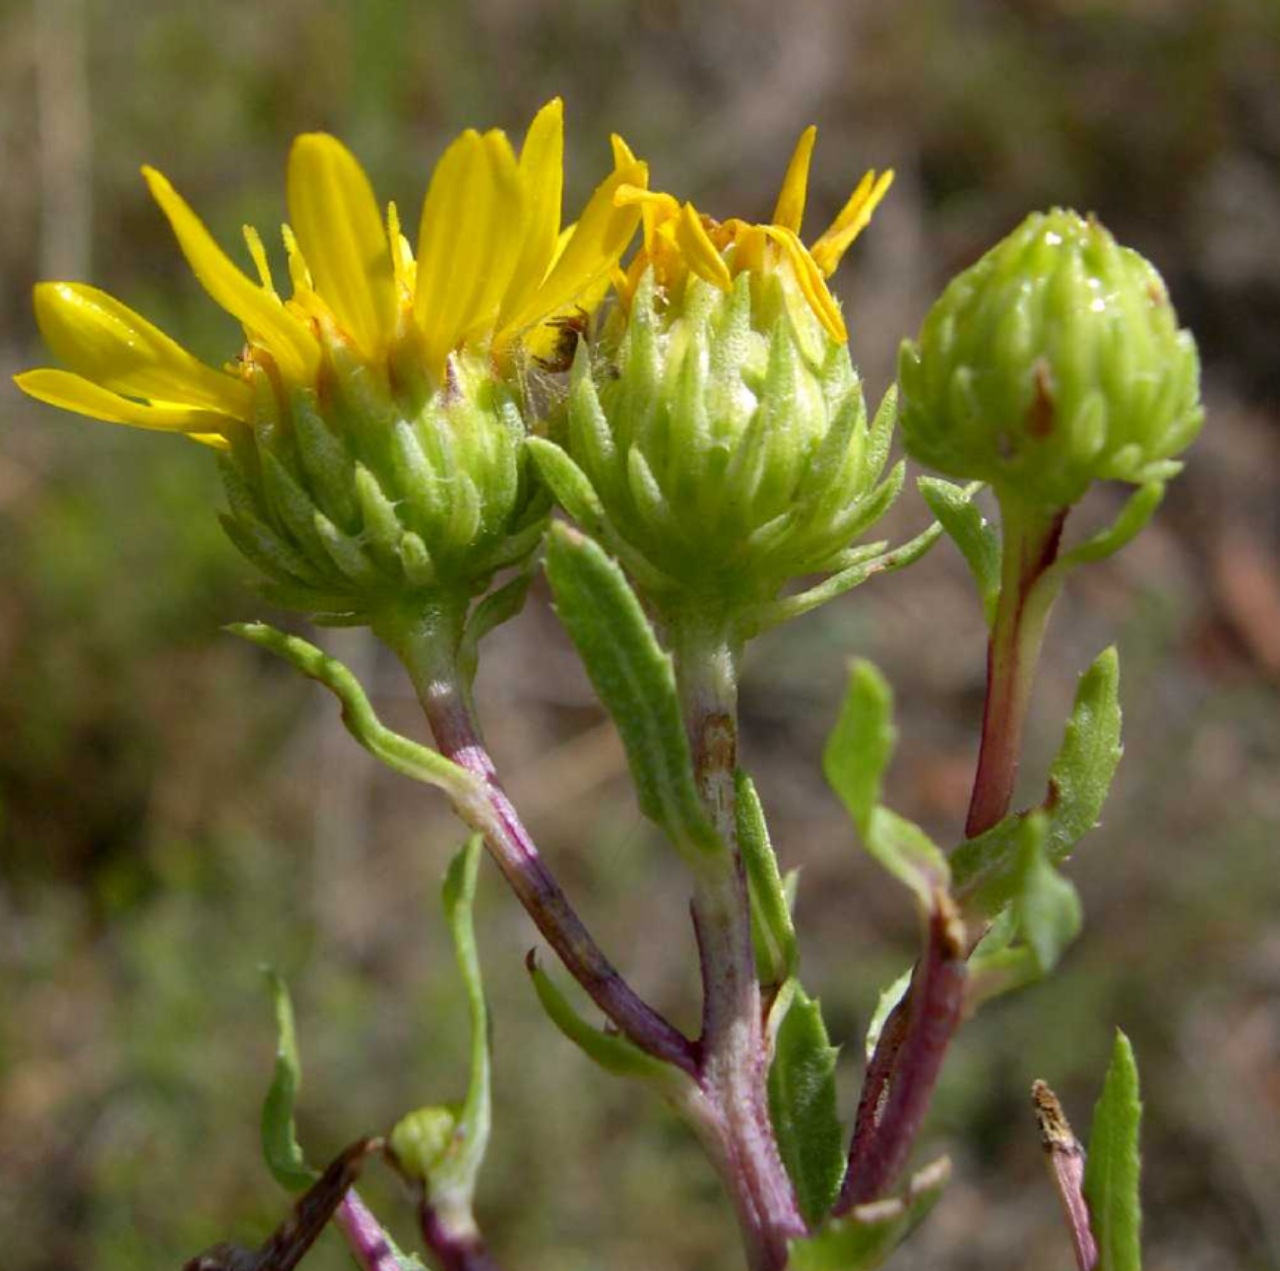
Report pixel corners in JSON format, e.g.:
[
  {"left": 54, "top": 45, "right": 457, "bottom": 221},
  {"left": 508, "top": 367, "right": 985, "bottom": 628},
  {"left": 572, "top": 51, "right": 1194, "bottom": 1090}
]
[
  {"left": 672, "top": 615, "right": 806, "bottom": 1271},
  {"left": 376, "top": 597, "right": 696, "bottom": 1076}
]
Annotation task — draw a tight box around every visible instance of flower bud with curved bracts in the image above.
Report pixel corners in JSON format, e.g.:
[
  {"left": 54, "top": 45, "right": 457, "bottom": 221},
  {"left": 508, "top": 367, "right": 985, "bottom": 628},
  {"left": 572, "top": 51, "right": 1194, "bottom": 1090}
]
[{"left": 898, "top": 208, "right": 1203, "bottom": 513}]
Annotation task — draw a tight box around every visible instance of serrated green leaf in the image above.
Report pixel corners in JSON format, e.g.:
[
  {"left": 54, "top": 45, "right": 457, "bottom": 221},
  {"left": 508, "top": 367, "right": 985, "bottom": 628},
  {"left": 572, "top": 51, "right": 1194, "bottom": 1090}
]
[
  {"left": 544, "top": 524, "right": 719, "bottom": 858},
  {"left": 918, "top": 478, "right": 999, "bottom": 627},
  {"left": 768, "top": 986, "right": 844, "bottom": 1225},
  {"left": 823, "top": 661, "right": 897, "bottom": 836},
  {"left": 1011, "top": 813, "right": 1082, "bottom": 975},
  {"left": 1084, "top": 1031, "right": 1143, "bottom": 1271},
  {"left": 789, "top": 1157, "right": 952, "bottom": 1271},
  {"left": 228, "top": 622, "right": 475, "bottom": 798},
  {"left": 954, "top": 646, "right": 1122, "bottom": 914},
  {"left": 736, "top": 771, "right": 797, "bottom": 986},
  {"left": 528, "top": 954, "right": 680, "bottom": 1088},
  {"left": 260, "top": 969, "right": 317, "bottom": 1193}
]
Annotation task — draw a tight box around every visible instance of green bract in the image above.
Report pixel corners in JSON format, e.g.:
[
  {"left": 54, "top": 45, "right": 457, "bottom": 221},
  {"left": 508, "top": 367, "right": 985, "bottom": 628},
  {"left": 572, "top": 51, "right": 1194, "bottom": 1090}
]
[
  {"left": 898, "top": 209, "right": 1203, "bottom": 511},
  {"left": 560, "top": 268, "right": 899, "bottom": 612},
  {"left": 219, "top": 335, "right": 548, "bottom": 620}
]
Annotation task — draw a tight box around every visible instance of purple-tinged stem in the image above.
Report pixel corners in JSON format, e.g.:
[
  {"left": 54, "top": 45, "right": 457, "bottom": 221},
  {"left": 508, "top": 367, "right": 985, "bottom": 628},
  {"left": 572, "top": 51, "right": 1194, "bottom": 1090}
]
[
  {"left": 333, "top": 1192, "right": 403, "bottom": 1271},
  {"left": 673, "top": 618, "right": 807, "bottom": 1271},
  {"left": 966, "top": 498, "right": 1067, "bottom": 839},
  {"left": 378, "top": 599, "right": 696, "bottom": 1076},
  {"left": 837, "top": 897, "right": 967, "bottom": 1210},
  {"left": 419, "top": 1202, "right": 505, "bottom": 1271},
  {"left": 1032, "top": 1080, "right": 1099, "bottom": 1270}
]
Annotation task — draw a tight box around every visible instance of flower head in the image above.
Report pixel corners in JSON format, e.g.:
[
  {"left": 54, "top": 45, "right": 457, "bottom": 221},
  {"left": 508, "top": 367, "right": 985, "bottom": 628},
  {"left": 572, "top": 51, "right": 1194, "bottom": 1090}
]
[
  {"left": 15, "top": 102, "right": 647, "bottom": 616},
  {"left": 17, "top": 98, "right": 646, "bottom": 446},
  {"left": 612, "top": 126, "right": 892, "bottom": 344}
]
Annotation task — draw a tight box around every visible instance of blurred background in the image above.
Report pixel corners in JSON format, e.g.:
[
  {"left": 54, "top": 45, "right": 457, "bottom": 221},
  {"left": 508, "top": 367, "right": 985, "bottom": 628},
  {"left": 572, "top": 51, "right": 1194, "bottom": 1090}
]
[{"left": 1, "top": 1, "right": 1278, "bottom": 1268}]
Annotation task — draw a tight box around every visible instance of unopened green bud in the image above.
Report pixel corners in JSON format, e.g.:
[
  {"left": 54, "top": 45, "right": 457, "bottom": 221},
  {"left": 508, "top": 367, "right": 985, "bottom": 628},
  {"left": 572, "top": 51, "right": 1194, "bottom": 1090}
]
[
  {"left": 564, "top": 270, "right": 897, "bottom": 612},
  {"left": 898, "top": 209, "right": 1203, "bottom": 511},
  {"left": 389, "top": 1104, "right": 461, "bottom": 1182},
  {"left": 219, "top": 333, "right": 548, "bottom": 618}
]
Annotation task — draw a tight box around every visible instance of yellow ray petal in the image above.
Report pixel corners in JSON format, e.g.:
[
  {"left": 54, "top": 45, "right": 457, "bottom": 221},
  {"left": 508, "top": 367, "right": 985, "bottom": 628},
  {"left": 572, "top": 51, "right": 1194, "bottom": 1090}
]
[
  {"left": 676, "top": 202, "right": 733, "bottom": 292},
  {"left": 414, "top": 129, "right": 525, "bottom": 371},
  {"left": 15, "top": 368, "right": 238, "bottom": 433},
  {"left": 611, "top": 134, "right": 638, "bottom": 167},
  {"left": 810, "top": 169, "right": 894, "bottom": 277},
  {"left": 33, "top": 282, "right": 251, "bottom": 418},
  {"left": 287, "top": 133, "right": 397, "bottom": 357},
  {"left": 772, "top": 125, "right": 817, "bottom": 235},
  {"left": 499, "top": 99, "right": 565, "bottom": 329},
  {"left": 142, "top": 166, "right": 318, "bottom": 383},
  {"left": 762, "top": 225, "right": 847, "bottom": 342},
  {"left": 498, "top": 159, "right": 647, "bottom": 342}
]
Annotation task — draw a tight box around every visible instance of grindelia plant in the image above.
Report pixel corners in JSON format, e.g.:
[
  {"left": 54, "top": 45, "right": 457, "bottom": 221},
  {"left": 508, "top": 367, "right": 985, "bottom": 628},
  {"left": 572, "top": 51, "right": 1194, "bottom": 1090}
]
[{"left": 17, "top": 101, "right": 1198, "bottom": 1271}]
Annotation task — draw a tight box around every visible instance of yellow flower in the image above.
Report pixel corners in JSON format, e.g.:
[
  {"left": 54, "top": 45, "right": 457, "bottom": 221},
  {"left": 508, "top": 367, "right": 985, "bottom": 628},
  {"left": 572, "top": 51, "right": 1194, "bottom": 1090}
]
[
  {"left": 612, "top": 125, "right": 892, "bottom": 343},
  {"left": 15, "top": 99, "right": 647, "bottom": 448}
]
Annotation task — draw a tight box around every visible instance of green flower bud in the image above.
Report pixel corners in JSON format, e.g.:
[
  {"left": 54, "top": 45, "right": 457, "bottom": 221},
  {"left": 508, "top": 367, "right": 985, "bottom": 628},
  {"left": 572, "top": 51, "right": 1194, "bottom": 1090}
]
[
  {"left": 564, "top": 269, "right": 897, "bottom": 612},
  {"left": 219, "top": 332, "right": 548, "bottom": 619},
  {"left": 389, "top": 1104, "right": 462, "bottom": 1182},
  {"left": 898, "top": 209, "right": 1203, "bottom": 511}
]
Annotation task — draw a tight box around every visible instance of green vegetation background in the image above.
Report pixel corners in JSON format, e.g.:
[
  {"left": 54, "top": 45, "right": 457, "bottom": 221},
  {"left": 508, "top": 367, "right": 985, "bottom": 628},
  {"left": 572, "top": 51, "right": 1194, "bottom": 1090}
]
[{"left": 2, "top": 2, "right": 1278, "bottom": 1268}]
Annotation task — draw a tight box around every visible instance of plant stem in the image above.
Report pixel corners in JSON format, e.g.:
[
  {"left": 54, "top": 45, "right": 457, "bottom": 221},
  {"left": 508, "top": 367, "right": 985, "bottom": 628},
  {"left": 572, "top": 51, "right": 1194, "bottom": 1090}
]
[
  {"left": 965, "top": 496, "right": 1067, "bottom": 839},
  {"left": 1032, "top": 1080, "right": 1099, "bottom": 1271},
  {"left": 376, "top": 596, "right": 696, "bottom": 1076},
  {"left": 839, "top": 496, "right": 1069, "bottom": 1213},
  {"left": 419, "top": 1200, "right": 506, "bottom": 1271},
  {"left": 333, "top": 1192, "right": 404, "bottom": 1271},
  {"left": 671, "top": 614, "right": 807, "bottom": 1271},
  {"left": 837, "top": 898, "right": 966, "bottom": 1208}
]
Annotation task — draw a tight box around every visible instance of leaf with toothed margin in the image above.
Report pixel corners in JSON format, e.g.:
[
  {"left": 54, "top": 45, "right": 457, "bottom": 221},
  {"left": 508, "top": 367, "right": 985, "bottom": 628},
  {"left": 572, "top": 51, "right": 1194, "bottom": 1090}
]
[
  {"left": 768, "top": 984, "right": 845, "bottom": 1225},
  {"left": 544, "top": 524, "right": 719, "bottom": 860},
  {"left": 953, "top": 647, "right": 1121, "bottom": 916},
  {"left": 788, "top": 1157, "right": 952, "bottom": 1270},
  {"left": 260, "top": 968, "right": 317, "bottom": 1192},
  {"left": 918, "top": 477, "right": 999, "bottom": 627},
  {"left": 1084, "top": 1031, "right": 1143, "bottom": 1271}
]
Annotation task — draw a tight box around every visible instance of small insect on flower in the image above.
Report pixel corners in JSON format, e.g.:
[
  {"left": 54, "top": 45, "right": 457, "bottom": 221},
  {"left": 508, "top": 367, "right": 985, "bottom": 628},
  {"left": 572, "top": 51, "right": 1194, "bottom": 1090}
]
[{"left": 535, "top": 306, "right": 592, "bottom": 374}]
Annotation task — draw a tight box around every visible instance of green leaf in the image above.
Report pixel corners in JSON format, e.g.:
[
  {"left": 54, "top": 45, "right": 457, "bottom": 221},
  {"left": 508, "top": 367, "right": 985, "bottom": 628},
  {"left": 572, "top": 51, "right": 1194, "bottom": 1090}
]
[
  {"left": 1084, "top": 1031, "right": 1143, "bottom": 1271},
  {"left": 458, "top": 569, "right": 534, "bottom": 685},
  {"left": 768, "top": 985, "right": 845, "bottom": 1225},
  {"left": 260, "top": 969, "right": 318, "bottom": 1193},
  {"left": 1054, "top": 482, "right": 1165, "bottom": 573},
  {"left": 431, "top": 835, "right": 491, "bottom": 1203},
  {"left": 229, "top": 622, "right": 475, "bottom": 798},
  {"left": 544, "top": 524, "right": 719, "bottom": 858},
  {"left": 789, "top": 1157, "right": 952, "bottom": 1271},
  {"left": 823, "top": 661, "right": 897, "bottom": 836},
  {"left": 864, "top": 809, "right": 950, "bottom": 912},
  {"left": 1011, "top": 813, "right": 1083, "bottom": 975},
  {"left": 527, "top": 953, "right": 682, "bottom": 1089},
  {"left": 736, "top": 771, "right": 797, "bottom": 986},
  {"left": 918, "top": 478, "right": 999, "bottom": 627},
  {"left": 864, "top": 969, "right": 912, "bottom": 1063},
  {"left": 825, "top": 662, "right": 949, "bottom": 910},
  {"left": 953, "top": 646, "right": 1122, "bottom": 914}
]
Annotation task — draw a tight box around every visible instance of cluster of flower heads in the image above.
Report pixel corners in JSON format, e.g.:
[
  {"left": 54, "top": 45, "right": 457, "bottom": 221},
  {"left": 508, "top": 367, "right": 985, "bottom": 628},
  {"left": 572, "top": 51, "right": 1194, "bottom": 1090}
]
[{"left": 16, "top": 100, "right": 888, "bottom": 445}]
